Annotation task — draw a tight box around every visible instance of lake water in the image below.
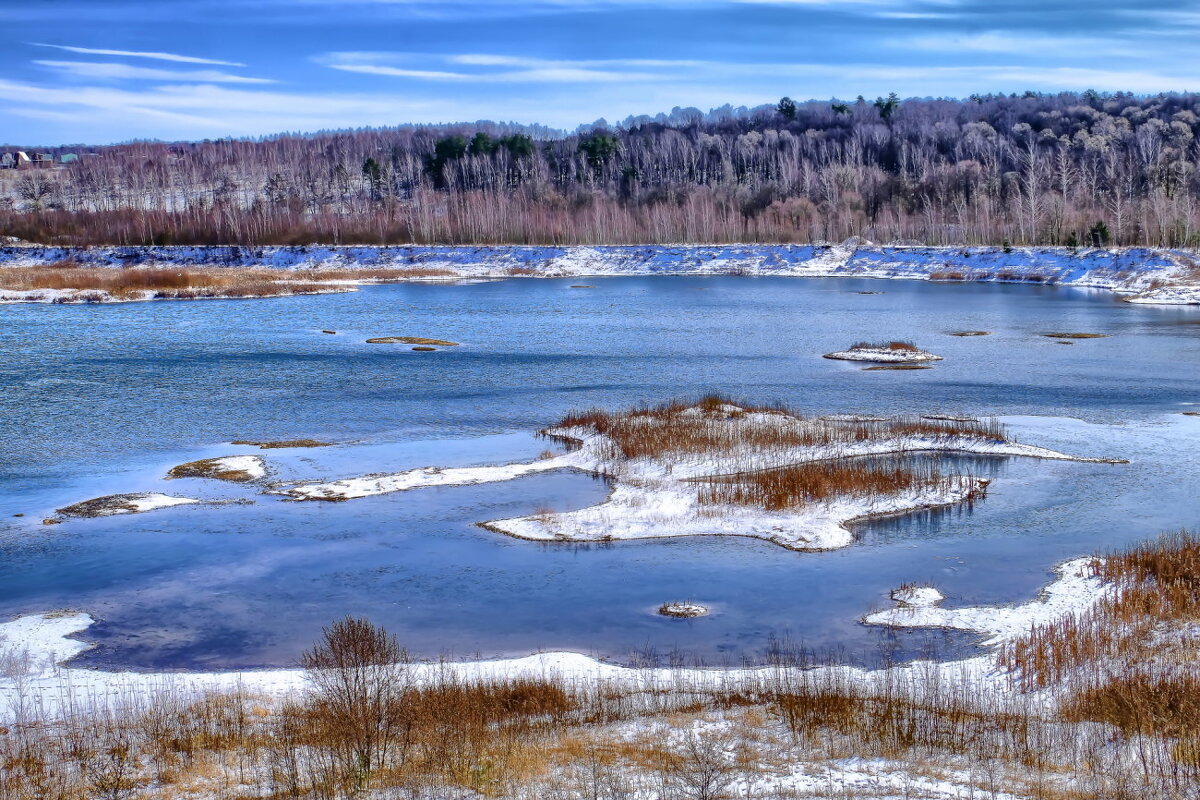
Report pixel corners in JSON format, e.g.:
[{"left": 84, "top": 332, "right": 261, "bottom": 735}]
[{"left": 2, "top": 276, "right": 1199, "bottom": 670}]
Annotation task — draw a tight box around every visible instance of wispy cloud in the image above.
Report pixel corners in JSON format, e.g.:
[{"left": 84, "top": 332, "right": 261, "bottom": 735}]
[
  {"left": 325, "top": 53, "right": 665, "bottom": 82},
  {"left": 895, "top": 32, "right": 1140, "bottom": 58},
  {"left": 30, "top": 43, "right": 245, "bottom": 67},
  {"left": 35, "top": 60, "right": 276, "bottom": 84}
]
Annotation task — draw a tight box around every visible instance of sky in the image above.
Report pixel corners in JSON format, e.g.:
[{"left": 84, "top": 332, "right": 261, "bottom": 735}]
[{"left": 3, "top": 0, "right": 1200, "bottom": 146}]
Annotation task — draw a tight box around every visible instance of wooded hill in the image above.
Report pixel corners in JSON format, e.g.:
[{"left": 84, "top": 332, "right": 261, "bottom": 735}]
[{"left": 5, "top": 91, "right": 1200, "bottom": 247}]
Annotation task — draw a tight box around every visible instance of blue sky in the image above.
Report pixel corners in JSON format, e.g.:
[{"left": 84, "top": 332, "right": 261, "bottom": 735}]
[{"left": 4, "top": 0, "right": 1200, "bottom": 145}]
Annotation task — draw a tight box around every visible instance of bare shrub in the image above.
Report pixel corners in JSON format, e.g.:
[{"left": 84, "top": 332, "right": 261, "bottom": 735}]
[{"left": 300, "top": 616, "right": 412, "bottom": 797}]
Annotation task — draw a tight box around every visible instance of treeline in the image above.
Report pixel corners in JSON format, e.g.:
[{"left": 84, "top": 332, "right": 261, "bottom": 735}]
[{"left": 6, "top": 91, "right": 1200, "bottom": 246}]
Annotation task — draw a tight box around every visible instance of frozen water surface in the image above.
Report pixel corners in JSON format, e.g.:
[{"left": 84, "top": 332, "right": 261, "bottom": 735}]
[{"left": 1, "top": 276, "right": 1198, "bottom": 669}]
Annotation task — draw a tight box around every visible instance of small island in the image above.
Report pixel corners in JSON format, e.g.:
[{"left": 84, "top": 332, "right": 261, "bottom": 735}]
[
  {"left": 824, "top": 341, "right": 944, "bottom": 363},
  {"left": 276, "top": 396, "right": 1120, "bottom": 551},
  {"left": 366, "top": 336, "right": 460, "bottom": 346},
  {"left": 167, "top": 455, "right": 266, "bottom": 483},
  {"left": 56, "top": 493, "right": 199, "bottom": 518},
  {"left": 657, "top": 602, "right": 709, "bottom": 618}
]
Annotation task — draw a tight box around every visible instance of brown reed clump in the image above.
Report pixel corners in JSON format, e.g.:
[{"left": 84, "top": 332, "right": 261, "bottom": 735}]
[
  {"left": 848, "top": 340, "right": 921, "bottom": 352},
  {"left": 0, "top": 265, "right": 340, "bottom": 299},
  {"left": 694, "top": 459, "right": 962, "bottom": 511},
  {"left": 553, "top": 395, "right": 1006, "bottom": 462},
  {"left": 998, "top": 527, "right": 1200, "bottom": 786}
]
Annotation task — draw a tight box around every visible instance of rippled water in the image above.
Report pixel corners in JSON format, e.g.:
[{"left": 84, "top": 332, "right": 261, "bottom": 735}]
[{"left": 2, "top": 276, "right": 1199, "bottom": 669}]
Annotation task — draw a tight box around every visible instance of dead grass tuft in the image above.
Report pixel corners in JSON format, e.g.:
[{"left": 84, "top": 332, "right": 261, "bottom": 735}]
[
  {"left": 694, "top": 459, "right": 967, "bottom": 511},
  {"left": 231, "top": 438, "right": 332, "bottom": 449}
]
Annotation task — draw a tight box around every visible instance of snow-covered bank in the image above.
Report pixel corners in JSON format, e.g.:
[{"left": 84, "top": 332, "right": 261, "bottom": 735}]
[
  {"left": 864, "top": 558, "right": 1108, "bottom": 646},
  {"left": 484, "top": 477, "right": 985, "bottom": 551},
  {"left": 2, "top": 243, "right": 1198, "bottom": 304},
  {"left": 0, "top": 285, "right": 353, "bottom": 304},
  {"left": 274, "top": 458, "right": 569, "bottom": 501},
  {"left": 0, "top": 555, "right": 1110, "bottom": 722}
]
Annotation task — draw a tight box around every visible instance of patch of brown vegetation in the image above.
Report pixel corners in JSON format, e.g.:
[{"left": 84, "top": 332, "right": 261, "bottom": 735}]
[
  {"left": 55, "top": 493, "right": 160, "bottom": 518},
  {"left": 231, "top": 438, "right": 332, "bottom": 449},
  {"left": 1001, "top": 532, "right": 1200, "bottom": 717},
  {"left": 0, "top": 265, "right": 342, "bottom": 299},
  {"left": 366, "top": 336, "right": 460, "bottom": 345},
  {"left": 948, "top": 330, "right": 991, "bottom": 336},
  {"left": 694, "top": 459, "right": 968, "bottom": 511},
  {"left": 1043, "top": 332, "right": 1109, "bottom": 339},
  {"left": 553, "top": 395, "right": 1006, "bottom": 462}
]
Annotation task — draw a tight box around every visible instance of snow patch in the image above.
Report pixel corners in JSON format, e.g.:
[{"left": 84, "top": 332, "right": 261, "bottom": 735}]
[
  {"left": 864, "top": 558, "right": 1107, "bottom": 646},
  {"left": 891, "top": 585, "right": 944, "bottom": 608}
]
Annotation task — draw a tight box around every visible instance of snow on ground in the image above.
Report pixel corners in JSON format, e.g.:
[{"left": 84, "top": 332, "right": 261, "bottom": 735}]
[
  {"left": 485, "top": 477, "right": 984, "bottom": 551},
  {"left": 0, "top": 555, "right": 1110, "bottom": 722},
  {"left": 274, "top": 458, "right": 571, "bottom": 500},
  {"left": 208, "top": 455, "right": 267, "bottom": 481},
  {"left": 1124, "top": 284, "right": 1200, "bottom": 304},
  {"left": 891, "top": 585, "right": 944, "bottom": 608},
  {"left": 864, "top": 558, "right": 1107, "bottom": 646},
  {"left": 823, "top": 345, "right": 943, "bottom": 363},
  {"left": 167, "top": 454, "right": 269, "bottom": 482},
  {"left": 2, "top": 244, "right": 1198, "bottom": 304}
]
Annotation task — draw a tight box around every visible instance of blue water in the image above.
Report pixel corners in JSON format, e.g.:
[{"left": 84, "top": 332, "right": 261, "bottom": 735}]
[{"left": 2, "top": 276, "right": 1199, "bottom": 670}]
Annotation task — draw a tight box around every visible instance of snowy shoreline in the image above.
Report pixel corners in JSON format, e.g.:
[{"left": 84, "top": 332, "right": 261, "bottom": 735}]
[
  {"left": 0, "top": 556, "right": 1110, "bottom": 722},
  {"left": 2, "top": 243, "right": 1198, "bottom": 304}
]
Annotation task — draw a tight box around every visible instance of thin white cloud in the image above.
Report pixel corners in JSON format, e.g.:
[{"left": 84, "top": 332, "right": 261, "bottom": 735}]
[
  {"left": 35, "top": 60, "right": 275, "bottom": 84},
  {"left": 329, "top": 64, "right": 474, "bottom": 80},
  {"left": 30, "top": 42, "right": 245, "bottom": 67},
  {"left": 450, "top": 54, "right": 710, "bottom": 69},
  {"left": 896, "top": 32, "right": 1140, "bottom": 59},
  {"left": 328, "top": 59, "right": 662, "bottom": 83}
]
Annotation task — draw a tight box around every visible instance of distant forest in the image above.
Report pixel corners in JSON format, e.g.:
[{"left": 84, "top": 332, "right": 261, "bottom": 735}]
[{"left": 6, "top": 91, "right": 1200, "bottom": 247}]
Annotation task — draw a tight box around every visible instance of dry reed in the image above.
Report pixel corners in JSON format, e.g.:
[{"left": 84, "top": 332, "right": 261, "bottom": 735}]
[{"left": 553, "top": 395, "right": 1006, "bottom": 463}]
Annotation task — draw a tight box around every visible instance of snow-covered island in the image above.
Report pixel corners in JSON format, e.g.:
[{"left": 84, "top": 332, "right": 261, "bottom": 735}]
[
  {"left": 55, "top": 492, "right": 200, "bottom": 518},
  {"left": 657, "top": 602, "right": 710, "bottom": 618},
  {"left": 167, "top": 455, "right": 267, "bottom": 483},
  {"left": 274, "top": 398, "right": 1122, "bottom": 551},
  {"left": 824, "top": 341, "right": 943, "bottom": 363}
]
